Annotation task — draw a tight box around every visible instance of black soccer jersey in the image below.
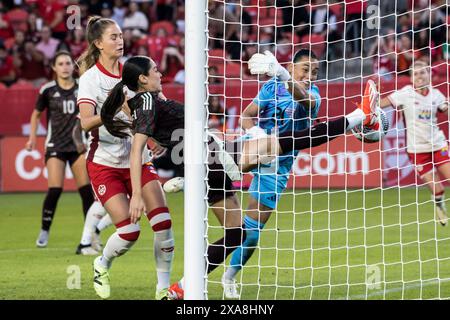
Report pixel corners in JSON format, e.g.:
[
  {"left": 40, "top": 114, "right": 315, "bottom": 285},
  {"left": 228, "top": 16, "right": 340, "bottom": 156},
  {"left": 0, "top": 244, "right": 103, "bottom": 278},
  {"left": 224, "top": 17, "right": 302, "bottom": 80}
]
[
  {"left": 35, "top": 80, "right": 80, "bottom": 153},
  {"left": 128, "top": 92, "right": 185, "bottom": 147},
  {"left": 128, "top": 91, "right": 240, "bottom": 205}
]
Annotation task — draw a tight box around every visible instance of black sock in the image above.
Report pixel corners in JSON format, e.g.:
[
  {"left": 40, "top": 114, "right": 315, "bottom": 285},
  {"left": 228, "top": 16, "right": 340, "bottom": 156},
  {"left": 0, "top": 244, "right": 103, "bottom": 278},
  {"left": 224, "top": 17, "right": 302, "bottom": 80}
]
[
  {"left": 78, "top": 184, "right": 94, "bottom": 219},
  {"left": 207, "top": 226, "right": 246, "bottom": 274},
  {"left": 41, "top": 188, "right": 63, "bottom": 231},
  {"left": 278, "top": 117, "right": 349, "bottom": 153}
]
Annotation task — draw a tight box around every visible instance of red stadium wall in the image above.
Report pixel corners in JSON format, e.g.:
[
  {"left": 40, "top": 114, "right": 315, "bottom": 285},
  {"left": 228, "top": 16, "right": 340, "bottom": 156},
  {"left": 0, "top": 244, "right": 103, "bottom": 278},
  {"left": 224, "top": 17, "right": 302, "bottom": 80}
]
[
  {"left": 1, "top": 137, "right": 78, "bottom": 192},
  {"left": 0, "top": 80, "right": 448, "bottom": 192}
]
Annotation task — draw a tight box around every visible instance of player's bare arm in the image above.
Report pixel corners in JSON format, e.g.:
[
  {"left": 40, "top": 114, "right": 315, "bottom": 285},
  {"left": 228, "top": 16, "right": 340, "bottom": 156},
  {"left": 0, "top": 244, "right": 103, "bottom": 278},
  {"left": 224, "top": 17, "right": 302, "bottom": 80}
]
[
  {"left": 380, "top": 96, "right": 393, "bottom": 108},
  {"left": 129, "top": 133, "right": 148, "bottom": 224},
  {"left": 287, "top": 79, "right": 317, "bottom": 110},
  {"left": 241, "top": 102, "right": 259, "bottom": 130},
  {"left": 25, "top": 109, "right": 42, "bottom": 151},
  {"left": 79, "top": 103, "right": 102, "bottom": 132}
]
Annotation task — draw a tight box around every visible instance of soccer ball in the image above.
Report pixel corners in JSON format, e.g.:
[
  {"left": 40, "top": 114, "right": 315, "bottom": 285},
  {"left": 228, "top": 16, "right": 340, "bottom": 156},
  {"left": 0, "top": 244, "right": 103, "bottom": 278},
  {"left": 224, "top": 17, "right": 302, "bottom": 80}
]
[
  {"left": 351, "top": 108, "right": 389, "bottom": 143},
  {"left": 163, "top": 177, "right": 184, "bottom": 193}
]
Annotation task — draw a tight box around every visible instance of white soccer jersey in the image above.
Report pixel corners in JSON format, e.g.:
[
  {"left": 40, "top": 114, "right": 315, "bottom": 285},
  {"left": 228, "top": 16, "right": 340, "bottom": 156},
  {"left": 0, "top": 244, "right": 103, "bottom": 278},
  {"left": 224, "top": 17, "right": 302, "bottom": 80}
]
[
  {"left": 77, "top": 62, "right": 150, "bottom": 168},
  {"left": 388, "top": 85, "right": 448, "bottom": 153}
]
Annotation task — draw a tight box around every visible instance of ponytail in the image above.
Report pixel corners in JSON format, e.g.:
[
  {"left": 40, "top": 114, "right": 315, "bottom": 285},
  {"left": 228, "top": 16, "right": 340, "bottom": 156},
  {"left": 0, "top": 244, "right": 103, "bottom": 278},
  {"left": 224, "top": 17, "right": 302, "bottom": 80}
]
[
  {"left": 77, "top": 16, "right": 117, "bottom": 75},
  {"left": 100, "top": 81, "right": 131, "bottom": 138}
]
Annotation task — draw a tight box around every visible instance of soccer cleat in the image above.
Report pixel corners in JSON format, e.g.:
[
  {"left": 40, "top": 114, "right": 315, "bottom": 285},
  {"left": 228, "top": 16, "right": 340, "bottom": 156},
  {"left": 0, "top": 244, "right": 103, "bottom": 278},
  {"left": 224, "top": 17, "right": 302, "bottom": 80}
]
[
  {"left": 163, "top": 177, "right": 184, "bottom": 193},
  {"left": 359, "top": 80, "right": 379, "bottom": 127},
  {"left": 36, "top": 229, "right": 49, "bottom": 248},
  {"left": 93, "top": 256, "right": 110, "bottom": 299},
  {"left": 155, "top": 288, "right": 171, "bottom": 300},
  {"left": 222, "top": 274, "right": 240, "bottom": 299},
  {"left": 76, "top": 244, "right": 99, "bottom": 256},
  {"left": 168, "top": 281, "right": 184, "bottom": 300},
  {"left": 91, "top": 231, "right": 103, "bottom": 252},
  {"left": 436, "top": 203, "right": 448, "bottom": 226}
]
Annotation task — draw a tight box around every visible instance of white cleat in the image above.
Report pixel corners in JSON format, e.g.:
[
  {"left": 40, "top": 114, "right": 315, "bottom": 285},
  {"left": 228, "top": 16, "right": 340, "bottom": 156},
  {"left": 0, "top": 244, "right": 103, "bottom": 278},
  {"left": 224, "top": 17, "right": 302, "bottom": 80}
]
[
  {"left": 36, "top": 230, "right": 49, "bottom": 248},
  {"left": 163, "top": 177, "right": 184, "bottom": 193},
  {"left": 222, "top": 274, "right": 240, "bottom": 299},
  {"left": 76, "top": 245, "right": 99, "bottom": 256},
  {"left": 93, "top": 256, "right": 110, "bottom": 299},
  {"left": 91, "top": 232, "right": 103, "bottom": 252},
  {"left": 436, "top": 204, "right": 448, "bottom": 226}
]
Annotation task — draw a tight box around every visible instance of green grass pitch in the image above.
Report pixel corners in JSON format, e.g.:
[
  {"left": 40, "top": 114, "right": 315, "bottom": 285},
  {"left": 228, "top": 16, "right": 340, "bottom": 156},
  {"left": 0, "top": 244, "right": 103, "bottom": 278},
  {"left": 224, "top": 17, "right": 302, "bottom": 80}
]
[{"left": 1, "top": 188, "right": 450, "bottom": 300}]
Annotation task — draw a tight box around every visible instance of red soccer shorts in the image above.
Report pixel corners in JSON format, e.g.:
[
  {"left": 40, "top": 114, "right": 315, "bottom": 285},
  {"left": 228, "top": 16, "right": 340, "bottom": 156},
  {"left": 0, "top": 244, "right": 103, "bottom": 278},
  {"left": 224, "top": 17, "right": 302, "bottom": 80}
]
[
  {"left": 87, "top": 161, "right": 159, "bottom": 205},
  {"left": 408, "top": 146, "right": 450, "bottom": 177}
]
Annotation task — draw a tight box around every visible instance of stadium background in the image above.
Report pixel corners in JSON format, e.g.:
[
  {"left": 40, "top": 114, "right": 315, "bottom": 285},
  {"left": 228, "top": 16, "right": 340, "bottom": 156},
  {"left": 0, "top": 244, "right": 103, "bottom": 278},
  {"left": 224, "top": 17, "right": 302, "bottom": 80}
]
[
  {"left": 0, "top": 0, "right": 448, "bottom": 192},
  {"left": 0, "top": 0, "right": 450, "bottom": 301}
]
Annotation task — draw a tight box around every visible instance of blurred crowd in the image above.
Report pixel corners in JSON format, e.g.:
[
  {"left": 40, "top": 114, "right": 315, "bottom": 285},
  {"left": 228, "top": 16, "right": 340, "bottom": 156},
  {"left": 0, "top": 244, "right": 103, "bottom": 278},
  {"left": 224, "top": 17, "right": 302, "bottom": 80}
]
[
  {"left": 0, "top": 0, "right": 185, "bottom": 88},
  {"left": 0, "top": 0, "right": 449, "bottom": 89}
]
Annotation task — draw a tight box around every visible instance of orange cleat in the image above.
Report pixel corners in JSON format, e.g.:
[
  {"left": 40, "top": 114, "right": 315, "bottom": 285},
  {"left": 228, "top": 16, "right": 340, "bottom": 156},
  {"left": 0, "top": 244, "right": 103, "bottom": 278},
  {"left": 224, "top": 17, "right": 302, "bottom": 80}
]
[
  {"left": 168, "top": 281, "right": 184, "bottom": 300},
  {"left": 358, "top": 80, "right": 379, "bottom": 127}
]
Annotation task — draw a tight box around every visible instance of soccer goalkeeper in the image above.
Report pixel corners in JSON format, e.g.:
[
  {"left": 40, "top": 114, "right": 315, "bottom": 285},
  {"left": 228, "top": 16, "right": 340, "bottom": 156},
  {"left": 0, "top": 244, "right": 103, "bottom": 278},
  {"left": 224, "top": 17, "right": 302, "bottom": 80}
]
[{"left": 222, "top": 49, "right": 322, "bottom": 298}]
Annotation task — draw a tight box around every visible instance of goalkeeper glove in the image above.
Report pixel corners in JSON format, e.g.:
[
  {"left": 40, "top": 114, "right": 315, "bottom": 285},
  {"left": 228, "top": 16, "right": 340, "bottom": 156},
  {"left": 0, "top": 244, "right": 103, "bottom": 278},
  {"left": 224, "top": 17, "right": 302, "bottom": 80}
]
[
  {"left": 248, "top": 50, "right": 291, "bottom": 81},
  {"left": 245, "top": 125, "right": 268, "bottom": 139}
]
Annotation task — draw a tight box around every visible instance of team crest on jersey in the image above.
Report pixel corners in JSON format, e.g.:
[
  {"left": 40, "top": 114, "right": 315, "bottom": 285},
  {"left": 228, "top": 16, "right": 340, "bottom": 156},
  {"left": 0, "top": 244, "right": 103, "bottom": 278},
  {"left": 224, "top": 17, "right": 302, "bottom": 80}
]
[
  {"left": 418, "top": 110, "right": 431, "bottom": 120},
  {"left": 145, "top": 164, "right": 157, "bottom": 174},
  {"left": 441, "top": 147, "right": 448, "bottom": 156},
  {"left": 98, "top": 184, "right": 106, "bottom": 196}
]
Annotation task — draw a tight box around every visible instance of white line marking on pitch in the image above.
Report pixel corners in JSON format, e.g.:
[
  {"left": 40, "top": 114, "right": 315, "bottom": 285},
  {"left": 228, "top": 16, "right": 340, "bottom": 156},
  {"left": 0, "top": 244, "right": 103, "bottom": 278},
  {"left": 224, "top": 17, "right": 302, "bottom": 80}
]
[
  {"left": 0, "top": 247, "right": 151, "bottom": 254},
  {"left": 340, "top": 278, "right": 450, "bottom": 300}
]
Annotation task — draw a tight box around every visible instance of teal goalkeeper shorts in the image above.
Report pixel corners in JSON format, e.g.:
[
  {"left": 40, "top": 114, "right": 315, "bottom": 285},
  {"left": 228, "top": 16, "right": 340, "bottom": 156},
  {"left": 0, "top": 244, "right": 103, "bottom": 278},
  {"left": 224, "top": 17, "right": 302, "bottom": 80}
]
[{"left": 248, "top": 172, "right": 289, "bottom": 210}]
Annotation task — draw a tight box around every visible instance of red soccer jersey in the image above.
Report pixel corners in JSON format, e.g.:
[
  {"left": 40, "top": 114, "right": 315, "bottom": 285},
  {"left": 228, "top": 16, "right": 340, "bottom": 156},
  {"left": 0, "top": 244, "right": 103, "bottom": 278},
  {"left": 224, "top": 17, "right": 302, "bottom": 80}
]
[{"left": 38, "top": 0, "right": 67, "bottom": 33}]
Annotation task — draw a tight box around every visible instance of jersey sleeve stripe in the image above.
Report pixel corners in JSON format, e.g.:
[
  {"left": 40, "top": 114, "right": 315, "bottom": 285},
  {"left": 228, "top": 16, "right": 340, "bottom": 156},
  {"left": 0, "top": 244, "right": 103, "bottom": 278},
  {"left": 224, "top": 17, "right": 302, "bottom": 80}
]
[{"left": 77, "top": 98, "right": 97, "bottom": 107}]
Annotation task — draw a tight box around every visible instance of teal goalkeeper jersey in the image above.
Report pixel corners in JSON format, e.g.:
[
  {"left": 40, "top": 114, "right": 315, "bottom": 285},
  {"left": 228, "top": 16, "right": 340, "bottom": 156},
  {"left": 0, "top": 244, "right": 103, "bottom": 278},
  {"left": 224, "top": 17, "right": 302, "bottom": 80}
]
[{"left": 251, "top": 77, "right": 321, "bottom": 175}]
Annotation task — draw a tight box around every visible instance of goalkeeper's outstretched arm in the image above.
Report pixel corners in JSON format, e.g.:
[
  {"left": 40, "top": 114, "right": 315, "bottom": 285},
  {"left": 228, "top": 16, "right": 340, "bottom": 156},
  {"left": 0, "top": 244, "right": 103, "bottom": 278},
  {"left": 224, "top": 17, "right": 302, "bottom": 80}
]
[
  {"left": 248, "top": 50, "right": 319, "bottom": 110},
  {"left": 237, "top": 80, "right": 380, "bottom": 173}
]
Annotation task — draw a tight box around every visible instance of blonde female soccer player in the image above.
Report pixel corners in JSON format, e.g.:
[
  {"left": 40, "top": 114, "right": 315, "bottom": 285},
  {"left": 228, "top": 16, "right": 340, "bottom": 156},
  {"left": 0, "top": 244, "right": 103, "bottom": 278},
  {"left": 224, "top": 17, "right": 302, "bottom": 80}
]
[
  {"left": 380, "top": 60, "right": 450, "bottom": 226},
  {"left": 77, "top": 16, "right": 174, "bottom": 300}
]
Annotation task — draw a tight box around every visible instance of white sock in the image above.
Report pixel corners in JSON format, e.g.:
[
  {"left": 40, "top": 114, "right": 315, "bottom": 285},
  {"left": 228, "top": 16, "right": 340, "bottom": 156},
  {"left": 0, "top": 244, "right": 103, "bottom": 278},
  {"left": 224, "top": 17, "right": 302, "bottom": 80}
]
[
  {"left": 224, "top": 267, "right": 239, "bottom": 280},
  {"left": 80, "top": 201, "right": 105, "bottom": 245},
  {"left": 101, "top": 222, "right": 140, "bottom": 268},
  {"left": 154, "top": 229, "right": 174, "bottom": 290},
  {"left": 157, "top": 272, "right": 171, "bottom": 291},
  {"left": 179, "top": 277, "right": 184, "bottom": 289},
  {"left": 97, "top": 214, "right": 113, "bottom": 232},
  {"left": 98, "top": 255, "right": 111, "bottom": 269},
  {"left": 345, "top": 108, "right": 365, "bottom": 130}
]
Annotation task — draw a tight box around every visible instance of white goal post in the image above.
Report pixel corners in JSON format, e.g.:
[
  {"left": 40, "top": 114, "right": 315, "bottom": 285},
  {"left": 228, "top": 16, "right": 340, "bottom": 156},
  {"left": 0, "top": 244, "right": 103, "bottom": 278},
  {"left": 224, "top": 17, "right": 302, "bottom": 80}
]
[
  {"left": 184, "top": 0, "right": 450, "bottom": 300},
  {"left": 184, "top": 0, "right": 208, "bottom": 300}
]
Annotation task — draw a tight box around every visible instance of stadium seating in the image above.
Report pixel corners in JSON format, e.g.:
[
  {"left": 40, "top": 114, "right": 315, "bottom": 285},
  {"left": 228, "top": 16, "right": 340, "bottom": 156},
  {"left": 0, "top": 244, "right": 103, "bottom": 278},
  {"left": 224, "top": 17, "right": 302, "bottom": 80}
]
[
  {"left": 217, "top": 62, "right": 241, "bottom": 78},
  {"left": 150, "top": 21, "right": 176, "bottom": 36},
  {"left": 208, "top": 48, "right": 227, "bottom": 66},
  {"left": 6, "top": 8, "right": 28, "bottom": 33},
  {"left": 9, "top": 80, "right": 35, "bottom": 90},
  {"left": 300, "top": 34, "right": 326, "bottom": 58}
]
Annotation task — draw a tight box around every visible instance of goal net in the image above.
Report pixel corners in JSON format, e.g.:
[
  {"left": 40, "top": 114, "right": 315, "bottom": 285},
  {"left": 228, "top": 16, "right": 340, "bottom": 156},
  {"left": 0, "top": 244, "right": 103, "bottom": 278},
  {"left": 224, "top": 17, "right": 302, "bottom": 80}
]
[{"left": 187, "top": 0, "right": 450, "bottom": 300}]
